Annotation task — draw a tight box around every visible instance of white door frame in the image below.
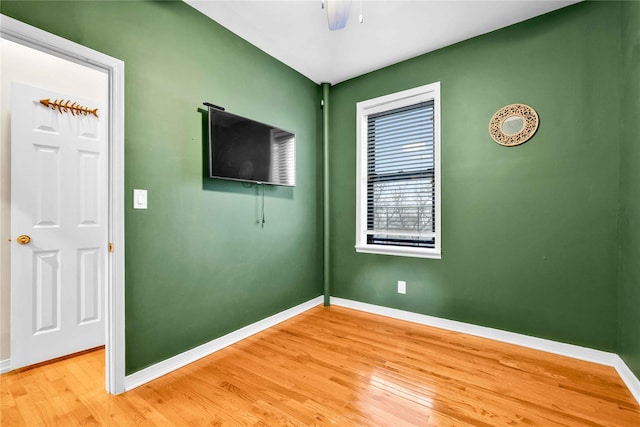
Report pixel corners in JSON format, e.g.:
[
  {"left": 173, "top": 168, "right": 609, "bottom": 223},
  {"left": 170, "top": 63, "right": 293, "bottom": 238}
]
[{"left": 1, "top": 14, "right": 125, "bottom": 394}]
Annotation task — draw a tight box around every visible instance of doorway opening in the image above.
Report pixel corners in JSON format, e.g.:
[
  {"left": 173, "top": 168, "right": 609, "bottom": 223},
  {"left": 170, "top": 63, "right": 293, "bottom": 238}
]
[{"left": 0, "top": 14, "right": 125, "bottom": 394}]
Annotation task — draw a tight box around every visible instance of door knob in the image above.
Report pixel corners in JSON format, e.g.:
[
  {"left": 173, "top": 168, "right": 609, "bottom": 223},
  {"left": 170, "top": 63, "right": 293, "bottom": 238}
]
[{"left": 17, "top": 235, "right": 31, "bottom": 245}]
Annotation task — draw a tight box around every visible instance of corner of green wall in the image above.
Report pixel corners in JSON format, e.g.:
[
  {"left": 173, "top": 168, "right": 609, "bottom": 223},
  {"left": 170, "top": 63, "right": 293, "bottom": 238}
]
[
  {"left": 1, "top": 0, "right": 324, "bottom": 374},
  {"left": 328, "top": 1, "right": 622, "bottom": 353}
]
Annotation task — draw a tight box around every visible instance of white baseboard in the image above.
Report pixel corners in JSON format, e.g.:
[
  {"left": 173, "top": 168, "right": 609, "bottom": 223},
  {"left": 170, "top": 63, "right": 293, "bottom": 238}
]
[
  {"left": 329, "top": 297, "right": 617, "bottom": 365},
  {"left": 330, "top": 297, "right": 640, "bottom": 406},
  {"left": 124, "top": 296, "right": 323, "bottom": 392},
  {"left": 614, "top": 355, "right": 640, "bottom": 405},
  {"left": 0, "top": 359, "right": 10, "bottom": 374}
]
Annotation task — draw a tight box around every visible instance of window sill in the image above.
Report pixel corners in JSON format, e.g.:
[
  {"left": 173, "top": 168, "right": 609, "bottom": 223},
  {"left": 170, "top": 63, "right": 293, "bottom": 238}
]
[{"left": 355, "top": 244, "right": 441, "bottom": 259}]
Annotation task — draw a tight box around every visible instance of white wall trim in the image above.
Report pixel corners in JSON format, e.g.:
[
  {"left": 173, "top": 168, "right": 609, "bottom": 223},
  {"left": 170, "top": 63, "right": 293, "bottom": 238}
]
[
  {"left": 355, "top": 82, "right": 441, "bottom": 260},
  {"left": 613, "top": 355, "right": 640, "bottom": 405},
  {"left": 124, "top": 296, "right": 323, "bottom": 392},
  {"left": 0, "top": 359, "right": 10, "bottom": 374},
  {"left": 330, "top": 297, "right": 616, "bottom": 365},
  {"left": 330, "top": 297, "right": 640, "bottom": 406},
  {"left": 1, "top": 14, "right": 126, "bottom": 394}
]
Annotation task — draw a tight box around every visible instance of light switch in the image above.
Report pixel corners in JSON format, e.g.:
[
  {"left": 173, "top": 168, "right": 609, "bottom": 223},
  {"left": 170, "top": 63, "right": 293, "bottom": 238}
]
[{"left": 133, "top": 189, "right": 147, "bottom": 209}]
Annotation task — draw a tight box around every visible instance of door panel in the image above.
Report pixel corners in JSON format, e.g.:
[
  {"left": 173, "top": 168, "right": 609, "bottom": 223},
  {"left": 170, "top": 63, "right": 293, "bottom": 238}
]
[
  {"left": 11, "top": 82, "right": 106, "bottom": 369},
  {"left": 78, "top": 247, "right": 101, "bottom": 324},
  {"left": 78, "top": 151, "right": 100, "bottom": 225},
  {"left": 33, "top": 250, "right": 60, "bottom": 334},
  {"left": 34, "top": 145, "right": 61, "bottom": 227}
]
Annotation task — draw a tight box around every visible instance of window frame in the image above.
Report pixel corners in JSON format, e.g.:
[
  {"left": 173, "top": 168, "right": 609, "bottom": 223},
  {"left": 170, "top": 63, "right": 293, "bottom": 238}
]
[{"left": 355, "top": 82, "right": 441, "bottom": 259}]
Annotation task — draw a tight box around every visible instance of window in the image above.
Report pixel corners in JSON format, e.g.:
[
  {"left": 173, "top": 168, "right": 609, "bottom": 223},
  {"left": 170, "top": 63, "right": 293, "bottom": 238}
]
[{"left": 355, "top": 82, "right": 441, "bottom": 259}]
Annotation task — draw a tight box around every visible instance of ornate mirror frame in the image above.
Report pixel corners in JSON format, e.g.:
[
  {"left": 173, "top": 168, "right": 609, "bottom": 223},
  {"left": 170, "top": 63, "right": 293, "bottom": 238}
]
[{"left": 489, "top": 104, "right": 539, "bottom": 147}]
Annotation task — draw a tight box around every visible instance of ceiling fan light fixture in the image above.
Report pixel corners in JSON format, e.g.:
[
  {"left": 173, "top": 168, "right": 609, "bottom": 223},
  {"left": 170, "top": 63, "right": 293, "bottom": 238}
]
[{"left": 326, "top": 0, "right": 352, "bottom": 31}]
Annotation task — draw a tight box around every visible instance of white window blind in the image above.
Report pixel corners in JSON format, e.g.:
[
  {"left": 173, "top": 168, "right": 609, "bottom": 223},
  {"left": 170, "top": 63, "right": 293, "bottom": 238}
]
[
  {"left": 355, "top": 82, "right": 440, "bottom": 259},
  {"left": 367, "top": 101, "right": 436, "bottom": 248}
]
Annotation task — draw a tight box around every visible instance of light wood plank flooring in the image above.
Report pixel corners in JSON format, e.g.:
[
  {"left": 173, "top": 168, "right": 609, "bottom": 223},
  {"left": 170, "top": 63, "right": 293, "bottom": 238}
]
[{"left": 2, "top": 305, "right": 639, "bottom": 426}]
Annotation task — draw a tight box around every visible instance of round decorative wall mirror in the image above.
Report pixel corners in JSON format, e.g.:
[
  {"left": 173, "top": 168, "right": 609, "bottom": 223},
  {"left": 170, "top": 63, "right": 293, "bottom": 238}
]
[{"left": 489, "top": 104, "right": 539, "bottom": 146}]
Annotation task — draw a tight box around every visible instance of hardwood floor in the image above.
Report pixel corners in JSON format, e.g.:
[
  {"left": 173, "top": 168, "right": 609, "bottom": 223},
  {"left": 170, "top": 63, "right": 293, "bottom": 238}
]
[{"left": 2, "top": 305, "right": 639, "bottom": 426}]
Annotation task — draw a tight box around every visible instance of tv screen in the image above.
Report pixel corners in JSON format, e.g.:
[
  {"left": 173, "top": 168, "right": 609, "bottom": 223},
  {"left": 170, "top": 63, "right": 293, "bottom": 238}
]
[{"left": 207, "top": 106, "right": 296, "bottom": 186}]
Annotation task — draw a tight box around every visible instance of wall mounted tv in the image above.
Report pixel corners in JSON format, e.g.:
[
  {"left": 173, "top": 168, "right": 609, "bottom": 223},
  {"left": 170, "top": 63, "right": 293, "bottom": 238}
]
[{"left": 206, "top": 104, "right": 296, "bottom": 187}]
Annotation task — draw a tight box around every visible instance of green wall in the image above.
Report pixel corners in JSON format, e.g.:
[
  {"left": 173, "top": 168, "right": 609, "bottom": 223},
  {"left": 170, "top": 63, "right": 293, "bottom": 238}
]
[
  {"left": 619, "top": 1, "right": 640, "bottom": 379},
  {"left": 0, "top": 0, "right": 323, "bottom": 374},
  {"left": 3, "top": 0, "right": 638, "bottom": 381},
  {"left": 329, "top": 2, "right": 623, "bottom": 352}
]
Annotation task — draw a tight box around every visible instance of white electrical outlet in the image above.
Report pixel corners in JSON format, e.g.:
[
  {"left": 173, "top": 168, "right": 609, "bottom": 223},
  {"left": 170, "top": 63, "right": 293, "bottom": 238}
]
[{"left": 397, "top": 280, "right": 406, "bottom": 294}]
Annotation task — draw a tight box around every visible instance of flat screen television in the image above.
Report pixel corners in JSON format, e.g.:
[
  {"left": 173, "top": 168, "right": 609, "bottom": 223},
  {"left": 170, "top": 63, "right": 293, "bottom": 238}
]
[{"left": 207, "top": 105, "right": 296, "bottom": 186}]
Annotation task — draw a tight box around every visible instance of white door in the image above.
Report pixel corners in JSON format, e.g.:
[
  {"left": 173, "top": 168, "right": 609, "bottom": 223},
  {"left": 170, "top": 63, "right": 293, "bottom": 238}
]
[{"left": 10, "top": 83, "right": 107, "bottom": 369}]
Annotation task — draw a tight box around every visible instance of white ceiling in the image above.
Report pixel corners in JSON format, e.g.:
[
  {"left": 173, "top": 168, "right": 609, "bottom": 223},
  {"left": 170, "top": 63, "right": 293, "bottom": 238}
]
[{"left": 185, "top": 0, "right": 579, "bottom": 85}]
